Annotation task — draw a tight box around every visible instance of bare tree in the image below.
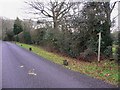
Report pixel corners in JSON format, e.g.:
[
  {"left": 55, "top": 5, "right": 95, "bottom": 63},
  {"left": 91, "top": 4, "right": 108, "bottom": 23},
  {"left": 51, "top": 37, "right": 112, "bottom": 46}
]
[
  {"left": 1, "top": 18, "right": 14, "bottom": 40},
  {"left": 25, "top": 0, "right": 74, "bottom": 31}
]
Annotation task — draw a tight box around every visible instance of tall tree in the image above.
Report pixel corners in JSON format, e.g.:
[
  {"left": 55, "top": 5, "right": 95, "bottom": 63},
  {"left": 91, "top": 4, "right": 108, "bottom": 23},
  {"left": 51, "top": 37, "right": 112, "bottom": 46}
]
[
  {"left": 13, "top": 17, "right": 23, "bottom": 35},
  {"left": 81, "top": 2, "right": 113, "bottom": 54}
]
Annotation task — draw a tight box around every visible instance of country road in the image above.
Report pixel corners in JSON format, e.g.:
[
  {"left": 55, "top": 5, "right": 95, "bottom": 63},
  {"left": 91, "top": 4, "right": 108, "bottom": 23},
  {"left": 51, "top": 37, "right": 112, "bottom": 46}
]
[{"left": 2, "top": 41, "right": 116, "bottom": 88}]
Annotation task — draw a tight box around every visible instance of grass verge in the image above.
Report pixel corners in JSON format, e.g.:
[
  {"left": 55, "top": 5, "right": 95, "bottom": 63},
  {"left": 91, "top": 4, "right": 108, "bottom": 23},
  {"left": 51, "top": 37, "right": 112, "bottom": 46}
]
[{"left": 16, "top": 42, "right": 119, "bottom": 86}]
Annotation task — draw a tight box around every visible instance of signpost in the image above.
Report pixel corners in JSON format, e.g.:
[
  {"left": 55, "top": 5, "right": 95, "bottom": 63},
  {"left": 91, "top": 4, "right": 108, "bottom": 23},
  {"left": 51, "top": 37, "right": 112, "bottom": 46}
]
[{"left": 98, "top": 32, "right": 101, "bottom": 62}]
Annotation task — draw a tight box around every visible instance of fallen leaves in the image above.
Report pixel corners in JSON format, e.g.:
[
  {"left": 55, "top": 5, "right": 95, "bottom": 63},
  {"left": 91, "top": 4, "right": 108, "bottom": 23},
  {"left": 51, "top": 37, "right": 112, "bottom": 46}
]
[
  {"left": 105, "top": 73, "right": 110, "bottom": 77},
  {"left": 28, "top": 69, "right": 37, "bottom": 76}
]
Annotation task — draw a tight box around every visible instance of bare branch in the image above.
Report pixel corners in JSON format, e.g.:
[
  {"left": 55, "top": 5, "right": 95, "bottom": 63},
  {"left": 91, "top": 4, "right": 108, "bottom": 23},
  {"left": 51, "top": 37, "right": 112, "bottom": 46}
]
[
  {"left": 110, "top": 1, "right": 120, "bottom": 13},
  {"left": 25, "top": 0, "right": 53, "bottom": 17},
  {"left": 58, "top": 2, "right": 73, "bottom": 17},
  {"left": 25, "top": 0, "right": 75, "bottom": 29}
]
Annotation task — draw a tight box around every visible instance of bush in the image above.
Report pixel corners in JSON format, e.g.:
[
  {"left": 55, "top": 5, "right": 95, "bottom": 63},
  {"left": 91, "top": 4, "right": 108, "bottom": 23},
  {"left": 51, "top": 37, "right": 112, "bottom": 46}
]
[
  {"left": 78, "top": 48, "right": 97, "bottom": 62},
  {"left": 115, "top": 46, "right": 120, "bottom": 62},
  {"left": 103, "top": 46, "right": 112, "bottom": 57},
  {"left": 15, "top": 35, "right": 19, "bottom": 42},
  {"left": 112, "top": 45, "right": 119, "bottom": 61},
  {"left": 23, "top": 31, "right": 32, "bottom": 44},
  {"left": 117, "top": 47, "right": 120, "bottom": 63}
]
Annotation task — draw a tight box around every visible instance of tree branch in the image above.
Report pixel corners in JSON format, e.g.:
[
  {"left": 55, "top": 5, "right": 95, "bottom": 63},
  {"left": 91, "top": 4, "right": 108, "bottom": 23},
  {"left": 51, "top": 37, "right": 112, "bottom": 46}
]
[{"left": 110, "top": 1, "right": 120, "bottom": 13}]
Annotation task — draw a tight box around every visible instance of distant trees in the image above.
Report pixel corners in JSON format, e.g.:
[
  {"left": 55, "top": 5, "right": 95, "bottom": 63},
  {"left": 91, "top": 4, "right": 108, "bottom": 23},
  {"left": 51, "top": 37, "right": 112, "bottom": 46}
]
[
  {"left": 5, "top": 30, "right": 14, "bottom": 41},
  {"left": 22, "top": 19, "right": 33, "bottom": 44},
  {"left": 23, "top": 0, "right": 119, "bottom": 61},
  {"left": 13, "top": 17, "right": 23, "bottom": 35},
  {"left": 13, "top": 18, "right": 32, "bottom": 44},
  {"left": 13, "top": 17, "right": 23, "bottom": 42},
  {"left": 23, "top": 31, "right": 32, "bottom": 44},
  {"left": 2, "top": 18, "right": 14, "bottom": 41}
]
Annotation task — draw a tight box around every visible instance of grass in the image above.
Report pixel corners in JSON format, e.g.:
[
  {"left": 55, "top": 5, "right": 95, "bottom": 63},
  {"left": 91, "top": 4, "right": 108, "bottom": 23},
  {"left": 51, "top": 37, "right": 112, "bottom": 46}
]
[{"left": 16, "top": 42, "right": 119, "bottom": 86}]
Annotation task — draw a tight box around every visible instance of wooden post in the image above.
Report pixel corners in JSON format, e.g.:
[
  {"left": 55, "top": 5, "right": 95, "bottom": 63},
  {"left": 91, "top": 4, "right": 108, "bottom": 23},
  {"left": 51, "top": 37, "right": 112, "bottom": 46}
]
[{"left": 98, "top": 32, "right": 101, "bottom": 62}]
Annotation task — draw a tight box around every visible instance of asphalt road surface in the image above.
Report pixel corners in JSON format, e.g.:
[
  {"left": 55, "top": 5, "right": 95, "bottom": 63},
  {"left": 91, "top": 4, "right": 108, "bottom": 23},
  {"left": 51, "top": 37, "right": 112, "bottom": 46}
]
[{"left": 2, "top": 41, "right": 116, "bottom": 88}]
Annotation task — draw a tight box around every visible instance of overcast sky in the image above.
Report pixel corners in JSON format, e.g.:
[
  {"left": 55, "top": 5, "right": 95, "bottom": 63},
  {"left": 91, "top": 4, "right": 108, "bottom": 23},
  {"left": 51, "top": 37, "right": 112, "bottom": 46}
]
[
  {"left": 0, "top": 0, "right": 28, "bottom": 19},
  {"left": 0, "top": 0, "right": 119, "bottom": 22}
]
